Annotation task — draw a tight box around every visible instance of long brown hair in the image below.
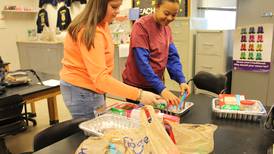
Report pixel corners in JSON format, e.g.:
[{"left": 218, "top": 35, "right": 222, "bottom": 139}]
[{"left": 67, "top": 0, "right": 109, "bottom": 50}]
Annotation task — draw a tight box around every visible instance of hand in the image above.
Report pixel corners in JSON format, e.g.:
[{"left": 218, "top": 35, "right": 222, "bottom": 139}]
[
  {"left": 160, "top": 88, "right": 180, "bottom": 106},
  {"left": 180, "top": 83, "right": 191, "bottom": 96},
  {"left": 139, "top": 90, "right": 161, "bottom": 105}
]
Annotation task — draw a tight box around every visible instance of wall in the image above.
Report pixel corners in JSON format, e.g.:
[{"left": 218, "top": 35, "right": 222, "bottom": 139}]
[
  {"left": 231, "top": 0, "right": 274, "bottom": 106},
  {"left": 0, "top": 0, "right": 37, "bottom": 70},
  {"left": 200, "top": 0, "right": 236, "bottom": 8},
  {"left": 190, "top": 0, "right": 200, "bottom": 17},
  {"left": 0, "top": 0, "right": 131, "bottom": 70},
  {"left": 0, "top": 1, "right": 85, "bottom": 70}
]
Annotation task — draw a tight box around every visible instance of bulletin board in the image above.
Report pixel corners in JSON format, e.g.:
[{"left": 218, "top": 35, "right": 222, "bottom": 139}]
[
  {"left": 132, "top": 0, "right": 188, "bottom": 17},
  {"left": 232, "top": 24, "right": 274, "bottom": 72}
]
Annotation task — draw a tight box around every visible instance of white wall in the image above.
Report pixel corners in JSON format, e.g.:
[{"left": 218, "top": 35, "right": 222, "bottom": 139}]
[
  {"left": 0, "top": 1, "right": 85, "bottom": 70},
  {"left": 0, "top": 0, "right": 131, "bottom": 70},
  {"left": 195, "top": 0, "right": 237, "bottom": 30},
  {"left": 0, "top": 0, "right": 37, "bottom": 70},
  {"left": 200, "top": 0, "right": 236, "bottom": 8}
]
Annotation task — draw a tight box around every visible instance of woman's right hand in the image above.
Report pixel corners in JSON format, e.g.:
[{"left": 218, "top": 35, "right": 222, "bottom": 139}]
[{"left": 139, "top": 90, "right": 161, "bottom": 105}]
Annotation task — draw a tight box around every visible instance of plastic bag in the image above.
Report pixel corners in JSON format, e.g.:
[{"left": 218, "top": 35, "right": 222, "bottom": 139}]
[
  {"left": 171, "top": 123, "right": 217, "bottom": 154},
  {"left": 75, "top": 106, "right": 180, "bottom": 154},
  {"left": 39, "top": 26, "right": 56, "bottom": 42}
]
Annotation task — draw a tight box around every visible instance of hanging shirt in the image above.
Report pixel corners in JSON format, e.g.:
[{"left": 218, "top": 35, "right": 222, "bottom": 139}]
[
  {"left": 39, "top": 0, "right": 58, "bottom": 8},
  {"left": 59, "top": 0, "right": 86, "bottom": 7},
  {"left": 39, "top": 0, "right": 47, "bottom": 8},
  {"left": 36, "top": 9, "right": 49, "bottom": 33},
  {"left": 59, "top": 0, "right": 71, "bottom": 7},
  {"left": 56, "top": 6, "right": 72, "bottom": 31}
]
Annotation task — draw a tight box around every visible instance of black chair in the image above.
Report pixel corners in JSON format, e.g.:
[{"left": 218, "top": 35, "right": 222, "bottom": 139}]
[
  {"left": 4, "top": 69, "right": 43, "bottom": 127},
  {"left": 224, "top": 70, "right": 232, "bottom": 94},
  {"left": 0, "top": 95, "right": 27, "bottom": 154},
  {"left": 22, "top": 103, "right": 37, "bottom": 127},
  {"left": 188, "top": 71, "right": 231, "bottom": 95},
  {"left": 32, "top": 117, "right": 88, "bottom": 152}
]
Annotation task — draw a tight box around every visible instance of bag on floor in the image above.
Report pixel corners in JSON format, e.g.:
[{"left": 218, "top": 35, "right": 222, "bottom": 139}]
[
  {"left": 171, "top": 123, "right": 217, "bottom": 154},
  {"left": 75, "top": 106, "right": 180, "bottom": 154}
]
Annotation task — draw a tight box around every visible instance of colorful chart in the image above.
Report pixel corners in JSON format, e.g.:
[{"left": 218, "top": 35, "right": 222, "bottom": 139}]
[{"left": 233, "top": 24, "right": 273, "bottom": 72}]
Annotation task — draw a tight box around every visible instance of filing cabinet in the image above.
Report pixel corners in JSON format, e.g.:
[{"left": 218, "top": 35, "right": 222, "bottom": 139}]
[
  {"left": 195, "top": 30, "right": 233, "bottom": 94},
  {"left": 107, "top": 44, "right": 129, "bottom": 101},
  {"left": 164, "top": 17, "right": 207, "bottom": 92}
]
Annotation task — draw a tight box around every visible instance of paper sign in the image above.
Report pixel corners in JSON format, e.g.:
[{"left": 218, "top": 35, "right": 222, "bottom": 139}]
[
  {"left": 38, "top": 79, "right": 60, "bottom": 87},
  {"left": 233, "top": 24, "right": 273, "bottom": 72}
]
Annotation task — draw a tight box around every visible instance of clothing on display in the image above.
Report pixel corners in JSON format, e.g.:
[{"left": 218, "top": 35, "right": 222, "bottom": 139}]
[
  {"left": 59, "top": 0, "right": 71, "bottom": 7},
  {"left": 56, "top": 6, "right": 71, "bottom": 31},
  {"left": 39, "top": 0, "right": 58, "bottom": 8},
  {"left": 36, "top": 9, "right": 50, "bottom": 33},
  {"left": 59, "top": 0, "right": 87, "bottom": 7}
]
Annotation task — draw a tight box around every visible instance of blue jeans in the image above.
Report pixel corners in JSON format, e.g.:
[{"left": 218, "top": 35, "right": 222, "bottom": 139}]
[{"left": 60, "top": 80, "right": 105, "bottom": 119}]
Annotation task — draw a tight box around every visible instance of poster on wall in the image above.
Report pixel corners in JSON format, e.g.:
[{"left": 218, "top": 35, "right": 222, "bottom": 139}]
[
  {"left": 133, "top": 0, "right": 187, "bottom": 17},
  {"left": 233, "top": 24, "right": 274, "bottom": 72}
]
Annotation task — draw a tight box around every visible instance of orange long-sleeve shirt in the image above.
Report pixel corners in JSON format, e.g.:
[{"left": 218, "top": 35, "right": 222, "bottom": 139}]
[{"left": 60, "top": 23, "right": 139, "bottom": 100}]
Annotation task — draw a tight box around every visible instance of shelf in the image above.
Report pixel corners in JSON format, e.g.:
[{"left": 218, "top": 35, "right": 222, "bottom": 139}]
[{"left": 1, "top": 10, "right": 37, "bottom": 14}]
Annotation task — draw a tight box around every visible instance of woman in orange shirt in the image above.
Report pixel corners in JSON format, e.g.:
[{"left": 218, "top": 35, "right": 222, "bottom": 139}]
[{"left": 60, "top": 0, "right": 161, "bottom": 119}]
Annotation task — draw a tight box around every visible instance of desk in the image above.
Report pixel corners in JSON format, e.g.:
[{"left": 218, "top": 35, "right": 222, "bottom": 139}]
[
  {"left": 0, "top": 81, "right": 60, "bottom": 125},
  {"left": 33, "top": 94, "right": 274, "bottom": 153},
  {"left": 34, "top": 132, "right": 86, "bottom": 154}
]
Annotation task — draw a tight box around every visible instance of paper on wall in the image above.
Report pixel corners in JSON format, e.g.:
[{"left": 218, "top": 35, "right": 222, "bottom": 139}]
[
  {"left": 118, "top": 43, "right": 129, "bottom": 57},
  {"left": 38, "top": 79, "right": 60, "bottom": 87}
]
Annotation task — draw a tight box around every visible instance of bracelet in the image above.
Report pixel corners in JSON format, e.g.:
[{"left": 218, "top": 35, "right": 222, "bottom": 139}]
[{"left": 136, "top": 89, "right": 143, "bottom": 101}]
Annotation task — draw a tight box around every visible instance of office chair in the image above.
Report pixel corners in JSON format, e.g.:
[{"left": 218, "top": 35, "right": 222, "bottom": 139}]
[
  {"left": 32, "top": 117, "right": 88, "bottom": 152},
  {"left": 0, "top": 95, "right": 27, "bottom": 154},
  {"left": 23, "top": 103, "right": 37, "bottom": 126},
  {"left": 224, "top": 70, "right": 232, "bottom": 94},
  {"left": 188, "top": 71, "right": 231, "bottom": 95},
  {"left": 5, "top": 69, "right": 44, "bottom": 127}
]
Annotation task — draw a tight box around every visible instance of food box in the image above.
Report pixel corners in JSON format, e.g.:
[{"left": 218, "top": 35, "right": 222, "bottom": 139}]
[{"left": 212, "top": 98, "right": 267, "bottom": 121}]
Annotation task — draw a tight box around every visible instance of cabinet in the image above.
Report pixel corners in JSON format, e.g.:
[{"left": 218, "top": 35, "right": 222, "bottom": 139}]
[
  {"left": 107, "top": 44, "right": 129, "bottom": 101},
  {"left": 16, "top": 41, "right": 64, "bottom": 79},
  {"left": 164, "top": 17, "right": 207, "bottom": 92},
  {"left": 113, "top": 44, "right": 129, "bottom": 82},
  {"left": 195, "top": 30, "right": 233, "bottom": 94}
]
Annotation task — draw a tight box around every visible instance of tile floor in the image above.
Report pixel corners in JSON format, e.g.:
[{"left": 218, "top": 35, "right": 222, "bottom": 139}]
[{"left": 5, "top": 95, "right": 124, "bottom": 154}]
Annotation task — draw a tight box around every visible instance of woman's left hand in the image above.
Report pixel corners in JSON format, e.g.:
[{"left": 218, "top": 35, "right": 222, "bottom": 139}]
[{"left": 180, "top": 83, "right": 191, "bottom": 96}]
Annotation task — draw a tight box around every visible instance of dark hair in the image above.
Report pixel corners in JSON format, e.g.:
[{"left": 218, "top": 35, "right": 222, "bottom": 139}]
[
  {"left": 156, "top": 0, "right": 179, "bottom": 6},
  {"left": 67, "top": 0, "right": 109, "bottom": 50}
]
